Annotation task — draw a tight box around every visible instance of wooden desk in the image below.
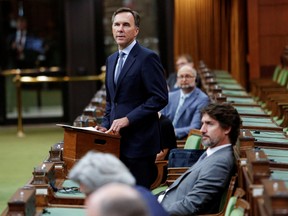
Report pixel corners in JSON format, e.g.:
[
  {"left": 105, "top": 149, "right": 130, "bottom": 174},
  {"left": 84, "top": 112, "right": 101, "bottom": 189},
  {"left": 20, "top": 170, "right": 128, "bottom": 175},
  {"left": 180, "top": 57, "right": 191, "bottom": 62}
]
[
  {"left": 237, "top": 129, "right": 288, "bottom": 157},
  {"left": 58, "top": 124, "right": 121, "bottom": 170},
  {"left": 240, "top": 116, "right": 283, "bottom": 133}
]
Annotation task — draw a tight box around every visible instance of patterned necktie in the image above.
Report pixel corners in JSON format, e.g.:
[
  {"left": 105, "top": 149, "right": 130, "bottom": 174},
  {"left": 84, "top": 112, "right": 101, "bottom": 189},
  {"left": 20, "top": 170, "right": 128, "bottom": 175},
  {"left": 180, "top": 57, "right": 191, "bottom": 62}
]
[{"left": 114, "top": 52, "right": 125, "bottom": 84}]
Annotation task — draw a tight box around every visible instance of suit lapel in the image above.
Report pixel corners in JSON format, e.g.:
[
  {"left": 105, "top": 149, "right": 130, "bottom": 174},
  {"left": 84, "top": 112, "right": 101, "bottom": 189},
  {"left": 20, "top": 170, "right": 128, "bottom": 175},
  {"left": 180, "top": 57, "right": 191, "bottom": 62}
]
[{"left": 114, "top": 43, "right": 139, "bottom": 95}]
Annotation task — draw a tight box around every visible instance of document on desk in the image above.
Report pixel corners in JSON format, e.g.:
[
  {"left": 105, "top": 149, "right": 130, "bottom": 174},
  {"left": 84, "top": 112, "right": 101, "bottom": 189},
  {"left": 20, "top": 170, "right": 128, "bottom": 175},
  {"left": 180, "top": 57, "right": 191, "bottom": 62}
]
[{"left": 56, "top": 124, "right": 105, "bottom": 133}]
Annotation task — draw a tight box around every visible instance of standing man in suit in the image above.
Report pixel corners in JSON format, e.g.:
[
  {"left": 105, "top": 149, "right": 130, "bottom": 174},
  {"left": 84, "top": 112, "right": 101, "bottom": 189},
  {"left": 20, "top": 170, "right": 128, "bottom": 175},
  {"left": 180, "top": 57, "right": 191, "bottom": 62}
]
[
  {"left": 95, "top": 7, "right": 168, "bottom": 189},
  {"left": 6, "top": 17, "right": 44, "bottom": 69},
  {"left": 158, "top": 103, "right": 241, "bottom": 215},
  {"left": 161, "top": 65, "right": 210, "bottom": 139}
]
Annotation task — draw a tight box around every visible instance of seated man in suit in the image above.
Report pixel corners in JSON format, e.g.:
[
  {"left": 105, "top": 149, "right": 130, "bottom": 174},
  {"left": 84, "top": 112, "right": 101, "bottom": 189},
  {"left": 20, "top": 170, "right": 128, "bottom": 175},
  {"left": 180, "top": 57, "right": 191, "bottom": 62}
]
[
  {"left": 161, "top": 65, "right": 210, "bottom": 139},
  {"left": 166, "top": 54, "right": 202, "bottom": 91},
  {"left": 68, "top": 151, "right": 169, "bottom": 216},
  {"left": 158, "top": 103, "right": 241, "bottom": 215},
  {"left": 7, "top": 16, "right": 44, "bottom": 69}
]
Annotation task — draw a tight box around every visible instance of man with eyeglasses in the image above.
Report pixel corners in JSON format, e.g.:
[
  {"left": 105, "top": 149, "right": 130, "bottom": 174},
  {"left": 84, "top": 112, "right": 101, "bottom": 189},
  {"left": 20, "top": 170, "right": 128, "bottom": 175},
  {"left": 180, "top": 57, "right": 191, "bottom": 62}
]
[
  {"left": 161, "top": 65, "right": 210, "bottom": 139},
  {"left": 166, "top": 54, "right": 202, "bottom": 91}
]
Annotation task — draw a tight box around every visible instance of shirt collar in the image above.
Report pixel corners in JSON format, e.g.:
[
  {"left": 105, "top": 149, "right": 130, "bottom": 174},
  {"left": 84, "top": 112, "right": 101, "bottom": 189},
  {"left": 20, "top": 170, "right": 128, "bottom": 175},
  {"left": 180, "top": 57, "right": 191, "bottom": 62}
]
[
  {"left": 119, "top": 40, "right": 136, "bottom": 56},
  {"left": 206, "top": 144, "right": 231, "bottom": 157},
  {"left": 180, "top": 89, "right": 193, "bottom": 100}
]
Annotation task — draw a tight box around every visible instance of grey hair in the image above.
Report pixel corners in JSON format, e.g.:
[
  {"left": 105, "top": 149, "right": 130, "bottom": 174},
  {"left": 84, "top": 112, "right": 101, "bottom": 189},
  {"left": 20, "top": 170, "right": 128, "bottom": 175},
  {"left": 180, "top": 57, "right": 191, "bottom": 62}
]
[{"left": 68, "top": 151, "right": 136, "bottom": 195}]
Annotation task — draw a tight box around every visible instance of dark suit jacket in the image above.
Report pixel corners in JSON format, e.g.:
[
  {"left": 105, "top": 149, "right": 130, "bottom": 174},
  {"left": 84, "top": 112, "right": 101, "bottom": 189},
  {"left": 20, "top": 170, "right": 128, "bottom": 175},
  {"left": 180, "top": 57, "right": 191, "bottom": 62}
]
[
  {"left": 161, "top": 146, "right": 236, "bottom": 215},
  {"left": 135, "top": 185, "right": 169, "bottom": 216},
  {"left": 102, "top": 42, "right": 168, "bottom": 158}
]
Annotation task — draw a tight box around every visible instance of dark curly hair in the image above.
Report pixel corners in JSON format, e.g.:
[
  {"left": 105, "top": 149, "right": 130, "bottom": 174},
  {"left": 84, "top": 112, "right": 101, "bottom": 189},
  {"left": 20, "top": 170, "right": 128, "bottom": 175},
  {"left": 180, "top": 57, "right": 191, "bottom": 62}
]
[{"left": 200, "top": 103, "right": 241, "bottom": 146}]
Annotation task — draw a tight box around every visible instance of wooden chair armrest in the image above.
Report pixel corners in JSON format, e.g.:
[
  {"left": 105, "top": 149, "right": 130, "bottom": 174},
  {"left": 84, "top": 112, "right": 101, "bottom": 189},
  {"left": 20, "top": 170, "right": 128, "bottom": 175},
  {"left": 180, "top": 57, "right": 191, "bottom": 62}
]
[
  {"left": 150, "top": 160, "right": 168, "bottom": 190},
  {"left": 168, "top": 167, "right": 189, "bottom": 174},
  {"left": 177, "top": 140, "right": 185, "bottom": 148}
]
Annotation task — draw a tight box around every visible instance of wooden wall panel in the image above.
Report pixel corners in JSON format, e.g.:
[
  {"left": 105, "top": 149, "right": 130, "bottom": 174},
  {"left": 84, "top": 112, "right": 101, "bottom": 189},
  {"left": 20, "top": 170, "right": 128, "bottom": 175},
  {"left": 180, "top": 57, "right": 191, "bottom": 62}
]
[{"left": 247, "top": 0, "right": 288, "bottom": 80}]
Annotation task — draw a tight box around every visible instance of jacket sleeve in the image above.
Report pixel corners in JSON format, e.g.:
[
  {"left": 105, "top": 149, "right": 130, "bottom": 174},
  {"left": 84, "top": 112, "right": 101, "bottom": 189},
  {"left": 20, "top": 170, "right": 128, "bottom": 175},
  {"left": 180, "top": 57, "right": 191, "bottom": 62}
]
[{"left": 126, "top": 52, "right": 168, "bottom": 125}]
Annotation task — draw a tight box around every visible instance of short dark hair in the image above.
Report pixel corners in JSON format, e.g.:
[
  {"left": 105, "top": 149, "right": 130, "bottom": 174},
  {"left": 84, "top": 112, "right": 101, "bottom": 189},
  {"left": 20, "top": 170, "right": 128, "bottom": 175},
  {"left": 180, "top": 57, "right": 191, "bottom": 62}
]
[
  {"left": 112, "top": 7, "right": 140, "bottom": 27},
  {"left": 201, "top": 103, "right": 241, "bottom": 146}
]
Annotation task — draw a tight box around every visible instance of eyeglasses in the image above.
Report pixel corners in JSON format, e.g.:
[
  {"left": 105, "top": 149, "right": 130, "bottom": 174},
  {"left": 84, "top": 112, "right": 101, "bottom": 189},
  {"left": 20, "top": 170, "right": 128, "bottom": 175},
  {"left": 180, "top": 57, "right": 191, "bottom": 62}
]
[
  {"left": 177, "top": 75, "right": 195, "bottom": 80},
  {"left": 176, "top": 62, "right": 188, "bottom": 67}
]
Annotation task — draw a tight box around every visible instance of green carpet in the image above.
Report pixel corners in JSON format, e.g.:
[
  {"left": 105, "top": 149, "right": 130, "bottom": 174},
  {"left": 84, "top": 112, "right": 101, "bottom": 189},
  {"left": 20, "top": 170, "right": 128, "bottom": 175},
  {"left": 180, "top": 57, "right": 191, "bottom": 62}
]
[{"left": 0, "top": 124, "right": 64, "bottom": 213}]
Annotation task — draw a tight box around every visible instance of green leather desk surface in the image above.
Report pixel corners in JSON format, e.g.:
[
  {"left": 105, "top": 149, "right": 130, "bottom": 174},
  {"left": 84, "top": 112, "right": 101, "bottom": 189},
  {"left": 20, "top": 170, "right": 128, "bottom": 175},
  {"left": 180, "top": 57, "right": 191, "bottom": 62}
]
[
  {"left": 251, "top": 130, "right": 287, "bottom": 139},
  {"left": 242, "top": 121, "right": 280, "bottom": 129},
  {"left": 55, "top": 180, "right": 85, "bottom": 199},
  {"left": 269, "top": 156, "right": 288, "bottom": 163},
  {"left": 41, "top": 207, "right": 85, "bottom": 216},
  {"left": 219, "top": 83, "right": 244, "bottom": 90},
  {"left": 213, "top": 70, "right": 231, "bottom": 77},
  {"left": 216, "top": 78, "right": 237, "bottom": 84},
  {"left": 241, "top": 117, "right": 273, "bottom": 123},
  {"left": 262, "top": 148, "right": 288, "bottom": 157},
  {"left": 255, "top": 137, "right": 288, "bottom": 144},
  {"left": 222, "top": 90, "right": 249, "bottom": 96},
  {"left": 227, "top": 97, "right": 257, "bottom": 104},
  {"left": 271, "top": 170, "right": 288, "bottom": 184}
]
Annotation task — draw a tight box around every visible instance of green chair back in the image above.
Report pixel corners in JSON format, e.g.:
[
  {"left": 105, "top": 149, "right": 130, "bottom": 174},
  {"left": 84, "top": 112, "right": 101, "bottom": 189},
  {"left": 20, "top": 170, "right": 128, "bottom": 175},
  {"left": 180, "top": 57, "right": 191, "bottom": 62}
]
[
  {"left": 224, "top": 196, "right": 237, "bottom": 216},
  {"left": 272, "top": 65, "right": 282, "bottom": 81},
  {"left": 184, "top": 134, "right": 202, "bottom": 149},
  {"left": 151, "top": 185, "right": 168, "bottom": 195},
  {"left": 230, "top": 208, "right": 245, "bottom": 216},
  {"left": 277, "top": 68, "right": 288, "bottom": 86}
]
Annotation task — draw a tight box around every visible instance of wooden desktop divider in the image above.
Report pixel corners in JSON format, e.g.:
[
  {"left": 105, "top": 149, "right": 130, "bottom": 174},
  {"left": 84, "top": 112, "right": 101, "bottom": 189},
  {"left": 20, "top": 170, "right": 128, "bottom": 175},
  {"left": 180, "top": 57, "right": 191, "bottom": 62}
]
[
  {"left": 57, "top": 124, "right": 121, "bottom": 170},
  {"left": 262, "top": 179, "right": 288, "bottom": 216},
  {"left": 246, "top": 149, "right": 271, "bottom": 185},
  {"left": 7, "top": 187, "right": 36, "bottom": 216}
]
